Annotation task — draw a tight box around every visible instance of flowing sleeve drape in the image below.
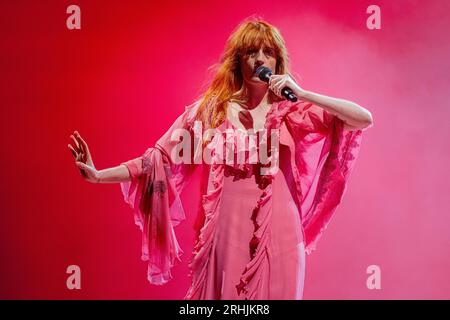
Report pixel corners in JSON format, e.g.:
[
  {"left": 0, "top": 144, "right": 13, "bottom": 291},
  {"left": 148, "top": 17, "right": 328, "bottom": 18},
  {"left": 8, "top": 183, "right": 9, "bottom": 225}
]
[
  {"left": 119, "top": 101, "right": 201, "bottom": 285},
  {"left": 284, "top": 100, "right": 371, "bottom": 254}
]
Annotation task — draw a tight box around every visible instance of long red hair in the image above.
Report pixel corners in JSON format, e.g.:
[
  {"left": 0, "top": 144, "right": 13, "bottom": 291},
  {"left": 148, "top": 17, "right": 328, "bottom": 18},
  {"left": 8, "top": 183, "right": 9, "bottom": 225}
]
[{"left": 193, "top": 16, "right": 292, "bottom": 134}]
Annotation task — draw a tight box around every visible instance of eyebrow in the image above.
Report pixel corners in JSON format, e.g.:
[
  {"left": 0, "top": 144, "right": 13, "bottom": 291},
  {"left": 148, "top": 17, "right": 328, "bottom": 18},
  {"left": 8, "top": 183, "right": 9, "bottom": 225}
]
[{"left": 246, "top": 46, "right": 275, "bottom": 52}]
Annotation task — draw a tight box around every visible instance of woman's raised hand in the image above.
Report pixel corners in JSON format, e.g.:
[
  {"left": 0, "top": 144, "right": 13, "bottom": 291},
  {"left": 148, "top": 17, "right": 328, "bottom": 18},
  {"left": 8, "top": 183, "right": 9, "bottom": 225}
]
[{"left": 68, "top": 131, "right": 99, "bottom": 183}]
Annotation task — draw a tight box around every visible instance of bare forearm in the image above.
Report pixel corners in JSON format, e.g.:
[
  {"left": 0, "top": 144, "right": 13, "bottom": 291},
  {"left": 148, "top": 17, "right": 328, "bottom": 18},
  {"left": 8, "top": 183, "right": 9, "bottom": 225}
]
[
  {"left": 297, "top": 89, "right": 373, "bottom": 129},
  {"left": 95, "top": 165, "right": 131, "bottom": 183}
]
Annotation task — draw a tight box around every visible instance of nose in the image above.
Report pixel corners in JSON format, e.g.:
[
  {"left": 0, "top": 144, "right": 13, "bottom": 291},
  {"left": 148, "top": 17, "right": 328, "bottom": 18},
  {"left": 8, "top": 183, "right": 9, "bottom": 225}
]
[
  {"left": 253, "top": 49, "right": 267, "bottom": 72},
  {"left": 255, "top": 48, "right": 267, "bottom": 61}
]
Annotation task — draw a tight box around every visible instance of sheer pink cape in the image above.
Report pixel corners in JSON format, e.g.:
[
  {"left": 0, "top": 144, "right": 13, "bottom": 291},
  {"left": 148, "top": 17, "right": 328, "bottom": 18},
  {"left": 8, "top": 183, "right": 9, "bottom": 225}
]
[{"left": 120, "top": 99, "right": 367, "bottom": 286}]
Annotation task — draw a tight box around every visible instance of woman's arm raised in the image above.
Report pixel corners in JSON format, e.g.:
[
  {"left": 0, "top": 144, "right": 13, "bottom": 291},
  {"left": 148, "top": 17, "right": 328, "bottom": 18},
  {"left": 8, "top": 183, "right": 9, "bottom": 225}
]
[{"left": 268, "top": 74, "right": 373, "bottom": 130}]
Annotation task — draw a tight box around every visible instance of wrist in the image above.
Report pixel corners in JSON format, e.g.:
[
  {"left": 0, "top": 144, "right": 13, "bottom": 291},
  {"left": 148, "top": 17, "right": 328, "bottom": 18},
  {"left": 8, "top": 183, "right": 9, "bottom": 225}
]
[
  {"left": 296, "top": 88, "right": 310, "bottom": 100},
  {"left": 93, "top": 169, "right": 102, "bottom": 184}
]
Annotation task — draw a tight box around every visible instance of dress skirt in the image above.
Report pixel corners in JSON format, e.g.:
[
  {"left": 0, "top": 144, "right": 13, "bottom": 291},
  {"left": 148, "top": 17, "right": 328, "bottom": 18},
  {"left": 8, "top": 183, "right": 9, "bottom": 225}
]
[{"left": 192, "top": 163, "right": 306, "bottom": 300}]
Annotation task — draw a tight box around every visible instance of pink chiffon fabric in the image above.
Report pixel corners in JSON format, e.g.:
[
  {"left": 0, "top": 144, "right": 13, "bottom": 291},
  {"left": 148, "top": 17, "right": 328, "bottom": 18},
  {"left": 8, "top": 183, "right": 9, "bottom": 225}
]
[{"left": 120, "top": 98, "right": 366, "bottom": 299}]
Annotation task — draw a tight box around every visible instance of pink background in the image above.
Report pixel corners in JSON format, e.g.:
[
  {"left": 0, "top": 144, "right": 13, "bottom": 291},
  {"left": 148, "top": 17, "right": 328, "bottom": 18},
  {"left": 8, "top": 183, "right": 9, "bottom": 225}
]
[{"left": 1, "top": 0, "right": 449, "bottom": 299}]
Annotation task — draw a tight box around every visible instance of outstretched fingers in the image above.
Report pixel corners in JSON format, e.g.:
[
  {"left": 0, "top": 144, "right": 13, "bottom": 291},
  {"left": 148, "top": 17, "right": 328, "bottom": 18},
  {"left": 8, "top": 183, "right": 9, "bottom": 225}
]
[
  {"left": 70, "top": 134, "right": 81, "bottom": 153},
  {"left": 68, "top": 144, "right": 78, "bottom": 159},
  {"left": 74, "top": 131, "right": 89, "bottom": 155}
]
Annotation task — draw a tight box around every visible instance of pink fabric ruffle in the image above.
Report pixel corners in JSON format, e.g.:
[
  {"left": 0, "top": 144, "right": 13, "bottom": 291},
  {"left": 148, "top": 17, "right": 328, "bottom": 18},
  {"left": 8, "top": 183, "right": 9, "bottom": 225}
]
[
  {"left": 280, "top": 100, "right": 368, "bottom": 254},
  {"left": 120, "top": 147, "right": 186, "bottom": 285},
  {"left": 120, "top": 101, "right": 201, "bottom": 285},
  {"left": 235, "top": 186, "right": 273, "bottom": 299},
  {"left": 184, "top": 162, "right": 224, "bottom": 299}
]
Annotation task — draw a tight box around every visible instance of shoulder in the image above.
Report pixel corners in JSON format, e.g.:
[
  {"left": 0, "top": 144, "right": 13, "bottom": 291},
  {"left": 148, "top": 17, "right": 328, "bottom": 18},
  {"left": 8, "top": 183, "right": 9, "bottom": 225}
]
[
  {"left": 180, "top": 99, "right": 203, "bottom": 127},
  {"left": 185, "top": 99, "right": 202, "bottom": 115}
]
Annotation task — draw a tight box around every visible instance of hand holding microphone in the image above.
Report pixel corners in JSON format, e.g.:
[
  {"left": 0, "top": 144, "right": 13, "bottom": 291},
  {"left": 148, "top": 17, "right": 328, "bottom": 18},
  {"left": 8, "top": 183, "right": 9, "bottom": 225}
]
[{"left": 255, "top": 66, "right": 304, "bottom": 102}]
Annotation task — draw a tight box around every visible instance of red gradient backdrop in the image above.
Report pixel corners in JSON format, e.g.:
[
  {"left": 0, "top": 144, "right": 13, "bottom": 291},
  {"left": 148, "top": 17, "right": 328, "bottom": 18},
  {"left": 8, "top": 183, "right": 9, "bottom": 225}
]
[{"left": 1, "top": 0, "right": 449, "bottom": 299}]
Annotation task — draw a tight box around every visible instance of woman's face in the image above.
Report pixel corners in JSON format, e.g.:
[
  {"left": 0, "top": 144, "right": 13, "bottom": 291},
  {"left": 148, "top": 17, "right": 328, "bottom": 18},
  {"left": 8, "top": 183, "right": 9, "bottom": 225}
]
[{"left": 240, "top": 46, "right": 277, "bottom": 85}]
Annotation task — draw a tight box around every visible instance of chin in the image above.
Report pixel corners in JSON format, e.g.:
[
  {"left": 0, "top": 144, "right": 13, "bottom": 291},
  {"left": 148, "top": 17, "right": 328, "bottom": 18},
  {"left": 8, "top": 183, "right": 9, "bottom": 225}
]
[{"left": 249, "top": 76, "right": 265, "bottom": 84}]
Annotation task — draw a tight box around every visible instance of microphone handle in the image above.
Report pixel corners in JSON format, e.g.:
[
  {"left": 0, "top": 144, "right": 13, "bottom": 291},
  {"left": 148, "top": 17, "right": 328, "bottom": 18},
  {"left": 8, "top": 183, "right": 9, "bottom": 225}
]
[{"left": 281, "top": 87, "right": 298, "bottom": 102}]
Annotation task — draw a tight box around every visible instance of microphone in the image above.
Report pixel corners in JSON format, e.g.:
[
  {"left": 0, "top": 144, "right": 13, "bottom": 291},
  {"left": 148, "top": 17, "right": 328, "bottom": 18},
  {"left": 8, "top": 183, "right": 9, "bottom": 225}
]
[{"left": 255, "top": 66, "right": 298, "bottom": 102}]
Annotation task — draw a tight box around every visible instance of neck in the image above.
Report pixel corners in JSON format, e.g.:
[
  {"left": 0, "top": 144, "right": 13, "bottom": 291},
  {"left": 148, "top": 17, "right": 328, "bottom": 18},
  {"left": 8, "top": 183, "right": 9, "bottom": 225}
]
[{"left": 241, "top": 80, "right": 270, "bottom": 110}]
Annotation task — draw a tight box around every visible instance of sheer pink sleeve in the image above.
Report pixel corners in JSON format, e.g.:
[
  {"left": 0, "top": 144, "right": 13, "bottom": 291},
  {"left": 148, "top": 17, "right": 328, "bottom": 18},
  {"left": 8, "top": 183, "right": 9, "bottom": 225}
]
[
  {"left": 284, "top": 100, "right": 368, "bottom": 254},
  {"left": 119, "top": 101, "right": 200, "bottom": 285}
]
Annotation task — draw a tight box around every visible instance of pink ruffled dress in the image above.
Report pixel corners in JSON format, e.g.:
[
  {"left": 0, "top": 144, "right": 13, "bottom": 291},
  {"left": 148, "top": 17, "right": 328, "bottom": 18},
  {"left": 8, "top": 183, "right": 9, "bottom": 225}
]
[{"left": 119, "top": 99, "right": 366, "bottom": 300}]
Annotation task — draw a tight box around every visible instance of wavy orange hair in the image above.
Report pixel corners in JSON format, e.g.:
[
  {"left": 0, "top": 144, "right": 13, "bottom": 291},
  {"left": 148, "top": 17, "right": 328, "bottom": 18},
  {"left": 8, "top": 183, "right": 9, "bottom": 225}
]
[{"left": 193, "top": 16, "right": 292, "bottom": 135}]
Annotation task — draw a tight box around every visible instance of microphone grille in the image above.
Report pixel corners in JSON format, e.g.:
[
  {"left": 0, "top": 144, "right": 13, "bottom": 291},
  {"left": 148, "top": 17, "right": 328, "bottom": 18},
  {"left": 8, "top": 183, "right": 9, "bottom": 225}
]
[{"left": 255, "top": 66, "right": 272, "bottom": 81}]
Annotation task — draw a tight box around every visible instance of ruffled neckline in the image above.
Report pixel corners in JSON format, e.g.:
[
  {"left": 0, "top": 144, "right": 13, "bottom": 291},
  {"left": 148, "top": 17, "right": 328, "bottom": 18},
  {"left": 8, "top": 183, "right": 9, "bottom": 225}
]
[
  {"left": 208, "top": 100, "right": 296, "bottom": 186},
  {"left": 220, "top": 100, "right": 287, "bottom": 133}
]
